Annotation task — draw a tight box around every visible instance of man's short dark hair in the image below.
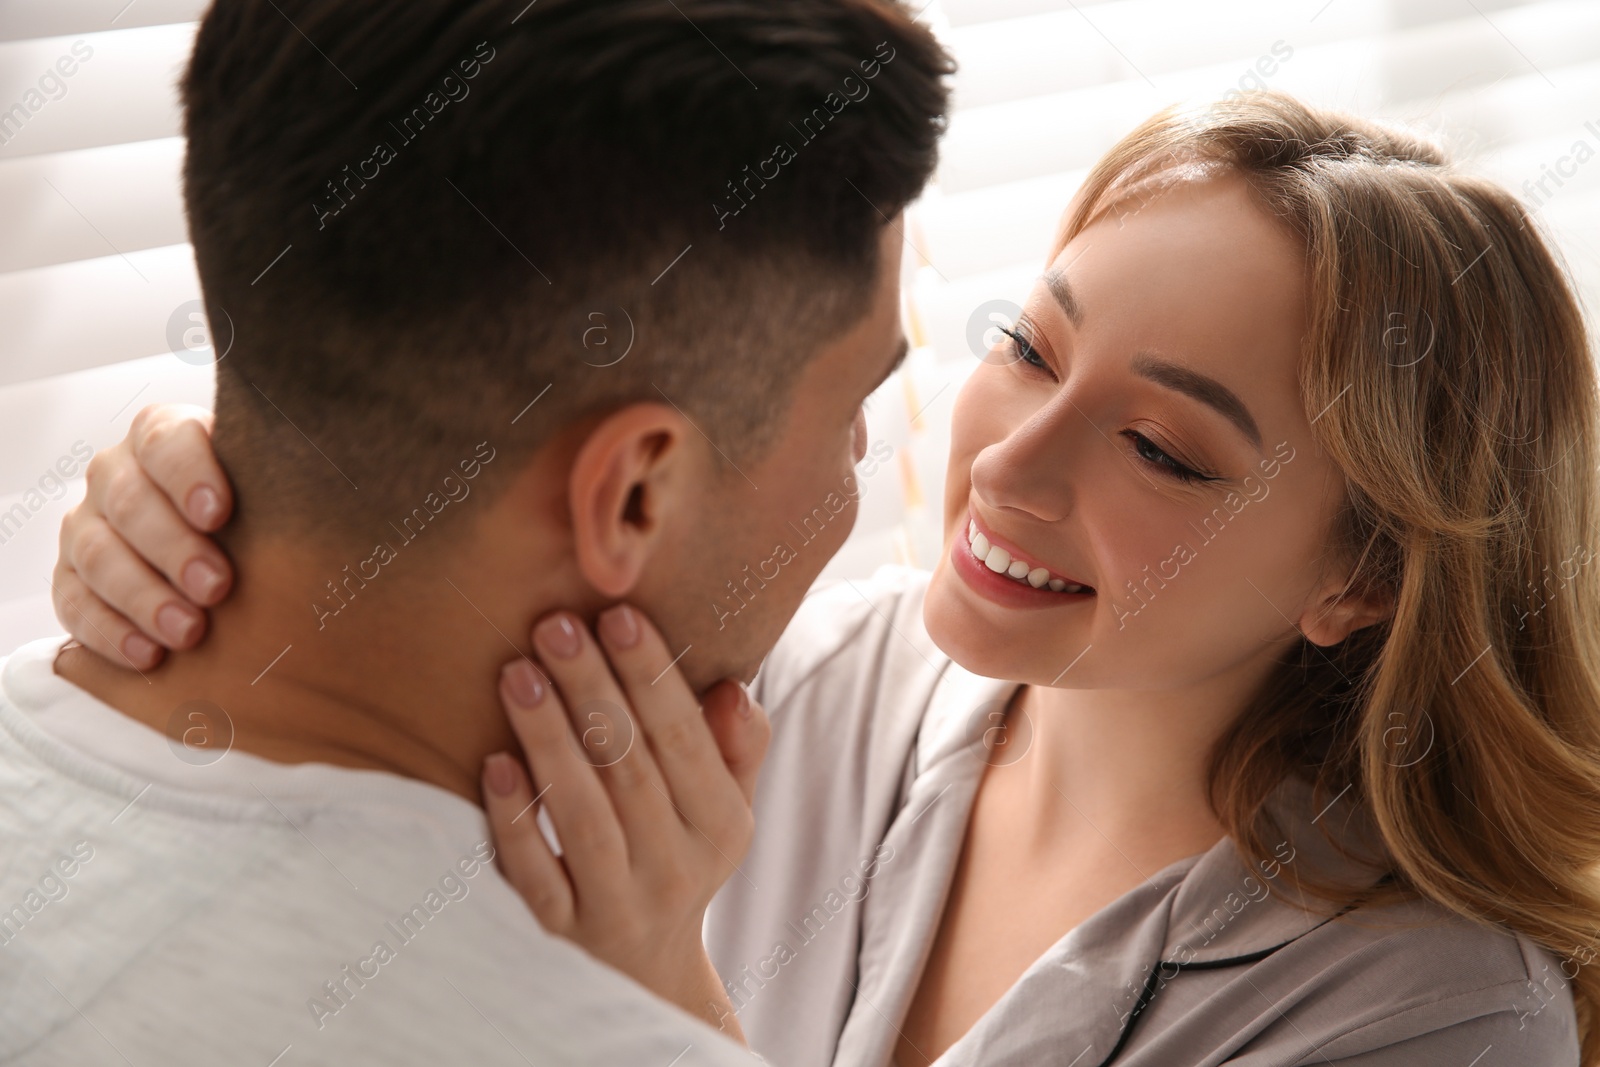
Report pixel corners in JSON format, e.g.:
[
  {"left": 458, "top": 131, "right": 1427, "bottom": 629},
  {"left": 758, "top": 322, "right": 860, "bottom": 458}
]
[{"left": 183, "top": 0, "right": 951, "bottom": 540}]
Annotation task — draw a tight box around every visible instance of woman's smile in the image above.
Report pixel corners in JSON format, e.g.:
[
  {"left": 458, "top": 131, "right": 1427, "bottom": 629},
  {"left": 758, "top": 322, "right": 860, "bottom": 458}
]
[{"left": 949, "top": 507, "right": 1096, "bottom": 611}]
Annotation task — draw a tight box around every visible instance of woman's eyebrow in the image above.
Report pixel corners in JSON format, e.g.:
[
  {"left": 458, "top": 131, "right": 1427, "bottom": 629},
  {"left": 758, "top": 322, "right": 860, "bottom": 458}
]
[
  {"left": 1040, "top": 269, "right": 1264, "bottom": 451},
  {"left": 1130, "top": 351, "right": 1263, "bottom": 451},
  {"left": 1043, "top": 268, "right": 1084, "bottom": 327}
]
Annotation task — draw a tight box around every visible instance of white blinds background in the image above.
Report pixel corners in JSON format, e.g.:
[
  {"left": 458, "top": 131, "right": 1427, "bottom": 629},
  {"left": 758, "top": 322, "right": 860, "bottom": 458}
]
[
  {"left": 0, "top": 1, "right": 1597, "bottom": 643},
  {"left": 0, "top": 2, "right": 209, "bottom": 648}
]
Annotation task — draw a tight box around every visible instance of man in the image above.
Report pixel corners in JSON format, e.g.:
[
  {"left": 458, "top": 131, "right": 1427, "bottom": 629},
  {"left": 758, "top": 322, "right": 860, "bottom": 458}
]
[{"left": 3, "top": 1, "right": 951, "bottom": 1063}]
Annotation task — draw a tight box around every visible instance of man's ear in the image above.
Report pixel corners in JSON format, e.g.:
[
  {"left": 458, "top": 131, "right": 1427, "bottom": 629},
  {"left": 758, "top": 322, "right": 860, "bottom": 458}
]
[
  {"left": 568, "top": 403, "right": 694, "bottom": 598},
  {"left": 1297, "top": 572, "right": 1393, "bottom": 648}
]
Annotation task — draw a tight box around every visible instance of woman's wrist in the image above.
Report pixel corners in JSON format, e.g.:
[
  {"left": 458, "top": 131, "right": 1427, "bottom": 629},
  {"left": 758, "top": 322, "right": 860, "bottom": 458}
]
[{"left": 679, "top": 947, "right": 745, "bottom": 1044}]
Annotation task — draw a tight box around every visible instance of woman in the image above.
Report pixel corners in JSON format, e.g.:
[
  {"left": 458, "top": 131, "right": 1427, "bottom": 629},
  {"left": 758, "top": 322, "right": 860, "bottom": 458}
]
[{"left": 53, "top": 94, "right": 1600, "bottom": 1064}]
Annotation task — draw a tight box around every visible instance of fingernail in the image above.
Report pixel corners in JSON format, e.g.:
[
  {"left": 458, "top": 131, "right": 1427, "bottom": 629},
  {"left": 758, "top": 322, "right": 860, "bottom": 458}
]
[
  {"left": 182, "top": 558, "right": 224, "bottom": 602},
  {"left": 156, "top": 603, "right": 199, "bottom": 645},
  {"left": 484, "top": 752, "right": 518, "bottom": 797},
  {"left": 503, "top": 660, "right": 546, "bottom": 707},
  {"left": 122, "top": 633, "right": 159, "bottom": 666},
  {"left": 598, "top": 605, "right": 640, "bottom": 649},
  {"left": 534, "top": 614, "right": 582, "bottom": 659},
  {"left": 735, "top": 682, "right": 753, "bottom": 720},
  {"left": 187, "top": 485, "right": 222, "bottom": 528}
]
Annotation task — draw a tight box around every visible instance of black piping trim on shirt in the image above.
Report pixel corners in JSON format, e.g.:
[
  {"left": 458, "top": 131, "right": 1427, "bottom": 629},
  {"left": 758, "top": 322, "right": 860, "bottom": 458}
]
[{"left": 1093, "top": 873, "right": 1399, "bottom": 1067}]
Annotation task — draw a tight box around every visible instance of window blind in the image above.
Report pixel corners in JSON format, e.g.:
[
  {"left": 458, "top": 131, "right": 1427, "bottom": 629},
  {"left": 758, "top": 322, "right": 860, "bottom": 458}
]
[
  {"left": 0, "top": 5, "right": 209, "bottom": 646},
  {"left": 0, "top": 1, "right": 1595, "bottom": 638}
]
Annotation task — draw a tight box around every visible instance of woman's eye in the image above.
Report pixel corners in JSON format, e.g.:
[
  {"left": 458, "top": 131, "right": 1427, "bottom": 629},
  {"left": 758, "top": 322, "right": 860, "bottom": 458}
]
[
  {"left": 998, "top": 326, "right": 1048, "bottom": 370},
  {"left": 1121, "top": 430, "right": 1216, "bottom": 484},
  {"left": 991, "top": 330, "right": 1218, "bottom": 487}
]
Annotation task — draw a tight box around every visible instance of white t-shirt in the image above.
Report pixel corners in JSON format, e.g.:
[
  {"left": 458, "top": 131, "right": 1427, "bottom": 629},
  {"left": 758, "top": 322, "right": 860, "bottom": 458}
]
[{"left": 0, "top": 636, "right": 757, "bottom": 1067}]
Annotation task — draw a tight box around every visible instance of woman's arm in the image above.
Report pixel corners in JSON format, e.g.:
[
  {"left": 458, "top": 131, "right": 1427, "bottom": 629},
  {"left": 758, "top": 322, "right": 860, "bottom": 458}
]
[{"left": 52, "top": 404, "right": 234, "bottom": 668}]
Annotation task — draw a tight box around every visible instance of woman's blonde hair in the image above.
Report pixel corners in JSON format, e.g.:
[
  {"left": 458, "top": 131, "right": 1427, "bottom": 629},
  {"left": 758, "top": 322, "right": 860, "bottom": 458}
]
[{"left": 1055, "top": 91, "right": 1600, "bottom": 1059}]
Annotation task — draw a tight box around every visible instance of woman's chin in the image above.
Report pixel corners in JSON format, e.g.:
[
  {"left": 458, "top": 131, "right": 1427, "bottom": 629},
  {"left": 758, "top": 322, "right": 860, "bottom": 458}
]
[
  {"left": 924, "top": 561, "right": 1035, "bottom": 683},
  {"left": 925, "top": 543, "right": 1100, "bottom": 685}
]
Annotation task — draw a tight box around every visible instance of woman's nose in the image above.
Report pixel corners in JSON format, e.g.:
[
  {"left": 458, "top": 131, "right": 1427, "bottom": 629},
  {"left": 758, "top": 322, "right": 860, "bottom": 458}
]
[{"left": 969, "top": 403, "right": 1079, "bottom": 523}]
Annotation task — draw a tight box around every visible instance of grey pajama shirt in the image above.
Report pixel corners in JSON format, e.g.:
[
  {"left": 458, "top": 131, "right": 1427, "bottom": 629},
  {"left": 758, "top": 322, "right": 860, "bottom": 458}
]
[{"left": 706, "top": 567, "right": 1579, "bottom": 1067}]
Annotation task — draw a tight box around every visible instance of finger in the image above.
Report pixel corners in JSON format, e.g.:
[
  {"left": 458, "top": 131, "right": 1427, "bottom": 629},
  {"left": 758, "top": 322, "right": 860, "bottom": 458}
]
[
  {"left": 593, "top": 605, "right": 745, "bottom": 839},
  {"left": 530, "top": 613, "right": 679, "bottom": 864},
  {"left": 700, "top": 680, "right": 771, "bottom": 808},
  {"left": 68, "top": 512, "right": 206, "bottom": 651},
  {"left": 93, "top": 454, "right": 232, "bottom": 607},
  {"left": 48, "top": 562, "right": 164, "bottom": 671},
  {"left": 481, "top": 751, "right": 575, "bottom": 934},
  {"left": 128, "top": 404, "right": 232, "bottom": 531},
  {"left": 498, "top": 657, "right": 635, "bottom": 924}
]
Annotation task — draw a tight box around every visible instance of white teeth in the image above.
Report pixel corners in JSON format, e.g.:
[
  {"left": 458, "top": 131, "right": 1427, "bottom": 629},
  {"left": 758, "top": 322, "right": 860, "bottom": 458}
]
[{"left": 965, "top": 519, "right": 1089, "bottom": 594}]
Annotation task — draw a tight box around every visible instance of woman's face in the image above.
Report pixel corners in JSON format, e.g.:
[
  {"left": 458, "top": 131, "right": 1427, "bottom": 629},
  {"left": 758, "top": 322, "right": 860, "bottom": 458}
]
[{"left": 925, "top": 172, "right": 1352, "bottom": 692}]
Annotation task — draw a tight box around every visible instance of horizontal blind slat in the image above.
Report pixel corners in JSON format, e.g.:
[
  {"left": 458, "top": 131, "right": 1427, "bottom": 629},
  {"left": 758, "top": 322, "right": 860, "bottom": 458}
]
[
  {"left": 0, "top": 243, "right": 201, "bottom": 388},
  {"left": 0, "top": 136, "right": 186, "bottom": 273},
  {"left": 0, "top": 23, "right": 193, "bottom": 162},
  {"left": 937, "top": 1, "right": 1600, "bottom": 193},
  {"left": 0, "top": 0, "right": 206, "bottom": 44}
]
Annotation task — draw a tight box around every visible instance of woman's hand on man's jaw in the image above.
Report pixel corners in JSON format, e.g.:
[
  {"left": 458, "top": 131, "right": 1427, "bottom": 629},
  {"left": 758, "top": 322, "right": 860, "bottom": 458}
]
[{"left": 481, "top": 605, "right": 769, "bottom": 1041}]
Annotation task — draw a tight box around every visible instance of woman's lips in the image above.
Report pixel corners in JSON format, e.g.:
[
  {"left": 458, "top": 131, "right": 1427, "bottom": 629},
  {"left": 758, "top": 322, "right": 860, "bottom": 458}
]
[
  {"left": 950, "top": 514, "right": 1096, "bottom": 610},
  {"left": 965, "top": 518, "right": 1091, "bottom": 592}
]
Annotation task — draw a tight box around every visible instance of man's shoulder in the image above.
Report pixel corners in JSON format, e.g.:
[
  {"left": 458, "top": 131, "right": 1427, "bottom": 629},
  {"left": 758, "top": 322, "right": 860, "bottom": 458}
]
[
  {"left": 0, "top": 634, "right": 69, "bottom": 710},
  {"left": 0, "top": 775, "right": 756, "bottom": 1065},
  {"left": 0, "top": 636, "right": 758, "bottom": 1065}
]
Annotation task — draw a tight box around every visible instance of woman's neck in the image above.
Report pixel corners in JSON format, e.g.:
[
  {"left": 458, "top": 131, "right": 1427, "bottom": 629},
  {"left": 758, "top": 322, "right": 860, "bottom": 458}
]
[{"left": 1001, "top": 667, "right": 1271, "bottom": 865}]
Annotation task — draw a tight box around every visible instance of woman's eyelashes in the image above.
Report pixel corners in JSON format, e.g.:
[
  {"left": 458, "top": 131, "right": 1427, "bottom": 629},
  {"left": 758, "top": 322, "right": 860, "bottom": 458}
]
[
  {"left": 998, "top": 322, "right": 1223, "bottom": 486},
  {"left": 1120, "top": 430, "right": 1219, "bottom": 484},
  {"left": 999, "top": 324, "right": 1049, "bottom": 372}
]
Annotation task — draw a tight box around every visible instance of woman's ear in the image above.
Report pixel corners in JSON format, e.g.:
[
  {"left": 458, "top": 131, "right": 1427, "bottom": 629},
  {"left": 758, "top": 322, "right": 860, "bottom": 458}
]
[
  {"left": 567, "top": 403, "right": 691, "bottom": 598},
  {"left": 1297, "top": 574, "right": 1393, "bottom": 648}
]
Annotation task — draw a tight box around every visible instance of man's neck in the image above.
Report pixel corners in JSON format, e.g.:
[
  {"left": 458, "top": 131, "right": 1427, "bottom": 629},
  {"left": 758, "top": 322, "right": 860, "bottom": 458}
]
[{"left": 55, "top": 535, "right": 577, "bottom": 805}]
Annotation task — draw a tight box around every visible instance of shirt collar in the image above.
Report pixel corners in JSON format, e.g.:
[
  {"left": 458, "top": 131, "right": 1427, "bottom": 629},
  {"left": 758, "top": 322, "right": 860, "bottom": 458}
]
[
  {"left": 914, "top": 670, "right": 1391, "bottom": 966},
  {"left": 912, "top": 663, "right": 1019, "bottom": 781},
  {"left": 1162, "top": 773, "right": 1392, "bottom": 965}
]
